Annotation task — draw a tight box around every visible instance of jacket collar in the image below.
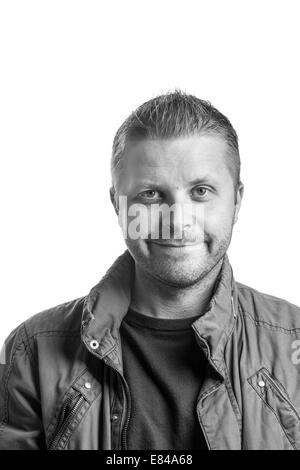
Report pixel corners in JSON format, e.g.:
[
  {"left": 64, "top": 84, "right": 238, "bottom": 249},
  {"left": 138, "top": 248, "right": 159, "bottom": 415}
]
[
  {"left": 82, "top": 249, "right": 237, "bottom": 375},
  {"left": 191, "top": 254, "right": 237, "bottom": 375}
]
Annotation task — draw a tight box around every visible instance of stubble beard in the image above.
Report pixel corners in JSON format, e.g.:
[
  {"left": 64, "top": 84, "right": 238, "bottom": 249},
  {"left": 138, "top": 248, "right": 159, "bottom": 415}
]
[{"left": 126, "top": 228, "right": 233, "bottom": 289}]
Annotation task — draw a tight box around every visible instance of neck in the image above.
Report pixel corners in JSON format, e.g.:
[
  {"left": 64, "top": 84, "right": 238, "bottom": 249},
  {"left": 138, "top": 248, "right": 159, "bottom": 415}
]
[{"left": 130, "top": 258, "right": 224, "bottom": 320}]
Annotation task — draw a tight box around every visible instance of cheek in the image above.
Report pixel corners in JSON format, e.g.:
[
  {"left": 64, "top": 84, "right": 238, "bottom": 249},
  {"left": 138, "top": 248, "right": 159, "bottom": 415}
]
[
  {"left": 202, "top": 202, "right": 235, "bottom": 235},
  {"left": 118, "top": 198, "right": 149, "bottom": 240}
]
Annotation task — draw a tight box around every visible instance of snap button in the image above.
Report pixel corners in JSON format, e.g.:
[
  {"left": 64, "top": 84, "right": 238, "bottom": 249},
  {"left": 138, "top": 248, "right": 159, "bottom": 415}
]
[
  {"left": 111, "top": 414, "right": 119, "bottom": 422},
  {"left": 84, "top": 382, "right": 92, "bottom": 389},
  {"left": 258, "top": 380, "right": 265, "bottom": 388},
  {"left": 90, "top": 339, "right": 99, "bottom": 350}
]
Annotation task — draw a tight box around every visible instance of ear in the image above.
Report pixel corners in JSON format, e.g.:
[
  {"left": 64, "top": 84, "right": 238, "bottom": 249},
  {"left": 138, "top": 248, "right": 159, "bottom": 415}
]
[
  {"left": 233, "top": 181, "right": 244, "bottom": 224},
  {"left": 110, "top": 186, "right": 119, "bottom": 215}
]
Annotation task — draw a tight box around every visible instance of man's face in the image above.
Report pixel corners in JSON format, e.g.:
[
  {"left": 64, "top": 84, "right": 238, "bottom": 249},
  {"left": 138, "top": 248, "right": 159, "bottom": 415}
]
[{"left": 112, "top": 134, "right": 243, "bottom": 287}]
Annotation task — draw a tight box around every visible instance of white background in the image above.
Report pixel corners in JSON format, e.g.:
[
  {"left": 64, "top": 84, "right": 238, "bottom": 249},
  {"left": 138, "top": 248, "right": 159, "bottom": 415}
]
[{"left": 1, "top": 0, "right": 299, "bottom": 347}]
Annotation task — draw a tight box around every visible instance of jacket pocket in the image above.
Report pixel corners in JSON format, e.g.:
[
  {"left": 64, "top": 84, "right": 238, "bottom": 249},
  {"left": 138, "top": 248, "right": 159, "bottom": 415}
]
[
  {"left": 247, "top": 367, "right": 300, "bottom": 449},
  {"left": 47, "top": 369, "right": 102, "bottom": 450}
]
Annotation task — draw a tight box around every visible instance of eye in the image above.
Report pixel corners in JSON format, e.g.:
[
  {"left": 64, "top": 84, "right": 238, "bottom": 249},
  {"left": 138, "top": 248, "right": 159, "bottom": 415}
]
[
  {"left": 139, "top": 189, "right": 161, "bottom": 200},
  {"left": 192, "top": 186, "right": 209, "bottom": 199}
]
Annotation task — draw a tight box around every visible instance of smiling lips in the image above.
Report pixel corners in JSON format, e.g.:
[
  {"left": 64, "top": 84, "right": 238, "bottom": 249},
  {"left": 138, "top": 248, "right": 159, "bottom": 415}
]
[{"left": 150, "top": 240, "right": 204, "bottom": 248}]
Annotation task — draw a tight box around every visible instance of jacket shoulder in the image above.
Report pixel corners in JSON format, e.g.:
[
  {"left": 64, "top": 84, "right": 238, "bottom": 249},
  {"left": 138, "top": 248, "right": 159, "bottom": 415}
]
[
  {"left": 23, "top": 296, "right": 86, "bottom": 338},
  {"left": 236, "top": 282, "right": 300, "bottom": 332},
  {"left": 2, "top": 296, "right": 86, "bottom": 365}
]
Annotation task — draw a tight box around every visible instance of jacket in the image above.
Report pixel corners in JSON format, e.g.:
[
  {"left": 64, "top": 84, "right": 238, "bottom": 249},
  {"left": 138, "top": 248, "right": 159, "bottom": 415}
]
[{"left": 1, "top": 250, "right": 300, "bottom": 450}]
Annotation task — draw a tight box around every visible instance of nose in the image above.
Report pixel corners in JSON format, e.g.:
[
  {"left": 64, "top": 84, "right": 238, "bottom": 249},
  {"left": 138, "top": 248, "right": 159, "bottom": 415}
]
[
  {"left": 165, "top": 187, "right": 188, "bottom": 206},
  {"left": 169, "top": 205, "right": 194, "bottom": 240},
  {"left": 161, "top": 189, "right": 202, "bottom": 241}
]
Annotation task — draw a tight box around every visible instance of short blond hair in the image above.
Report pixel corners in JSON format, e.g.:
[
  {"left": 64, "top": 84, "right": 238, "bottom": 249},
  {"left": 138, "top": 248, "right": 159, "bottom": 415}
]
[{"left": 111, "top": 90, "right": 241, "bottom": 190}]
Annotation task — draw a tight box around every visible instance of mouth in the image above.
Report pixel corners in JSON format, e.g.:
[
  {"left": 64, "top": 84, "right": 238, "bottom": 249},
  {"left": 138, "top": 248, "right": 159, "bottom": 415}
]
[{"left": 149, "top": 241, "right": 204, "bottom": 248}]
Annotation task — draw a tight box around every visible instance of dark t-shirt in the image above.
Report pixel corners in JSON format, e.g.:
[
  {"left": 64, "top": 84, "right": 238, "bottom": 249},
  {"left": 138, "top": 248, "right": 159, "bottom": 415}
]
[{"left": 120, "top": 308, "right": 208, "bottom": 450}]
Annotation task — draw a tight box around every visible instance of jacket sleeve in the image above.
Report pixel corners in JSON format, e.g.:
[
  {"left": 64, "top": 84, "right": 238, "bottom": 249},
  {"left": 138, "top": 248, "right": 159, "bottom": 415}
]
[{"left": 0, "top": 322, "right": 46, "bottom": 449}]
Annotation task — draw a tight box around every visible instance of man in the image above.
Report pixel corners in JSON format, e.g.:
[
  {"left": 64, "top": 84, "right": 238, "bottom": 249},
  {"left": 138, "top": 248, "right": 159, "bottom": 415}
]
[{"left": 1, "top": 91, "right": 300, "bottom": 450}]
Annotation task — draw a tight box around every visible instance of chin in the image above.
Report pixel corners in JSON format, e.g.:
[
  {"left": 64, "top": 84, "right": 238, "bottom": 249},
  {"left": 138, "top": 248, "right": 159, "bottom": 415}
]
[
  {"left": 150, "top": 262, "right": 213, "bottom": 287},
  {"left": 141, "top": 253, "right": 216, "bottom": 287},
  {"left": 126, "top": 239, "right": 228, "bottom": 287}
]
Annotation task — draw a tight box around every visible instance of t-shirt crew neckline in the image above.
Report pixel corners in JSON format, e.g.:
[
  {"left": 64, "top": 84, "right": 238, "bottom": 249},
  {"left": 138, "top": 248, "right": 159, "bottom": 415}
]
[{"left": 124, "top": 307, "right": 201, "bottom": 331}]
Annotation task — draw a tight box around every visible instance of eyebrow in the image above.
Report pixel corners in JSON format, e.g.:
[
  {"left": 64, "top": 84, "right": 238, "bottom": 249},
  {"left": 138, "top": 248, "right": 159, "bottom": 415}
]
[
  {"left": 188, "top": 177, "right": 217, "bottom": 186},
  {"left": 134, "top": 176, "right": 217, "bottom": 190},
  {"left": 134, "top": 182, "right": 163, "bottom": 190}
]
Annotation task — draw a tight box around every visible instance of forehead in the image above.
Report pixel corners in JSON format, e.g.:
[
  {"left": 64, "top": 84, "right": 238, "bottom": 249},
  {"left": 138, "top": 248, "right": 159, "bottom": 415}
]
[{"left": 117, "top": 135, "right": 232, "bottom": 191}]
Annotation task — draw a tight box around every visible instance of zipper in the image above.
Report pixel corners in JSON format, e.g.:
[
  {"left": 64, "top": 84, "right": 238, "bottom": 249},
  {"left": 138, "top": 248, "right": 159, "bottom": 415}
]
[
  {"left": 191, "top": 330, "right": 221, "bottom": 450},
  {"left": 83, "top": 344, "right": 131, "bottom": 450},
  {"left": 103, "top": 356, "right": 131, "bottom": 450},
  {"left": 197, "top": 383, "right": 224, "bottom": 450},
  {"left": 196, "top": 374, "right": 223, "bottom": 450},
  {"left": 48, "top": 393, "right": 85, "bottom": 450},
  {"left": 192, "top": 293, "right": 237, "bottom": 450},
  {"left": 121, "top": 377, "right": 131, "bottom": 450},
  {"left": 262, "top": 370, "right": 300, "bottom": 420}
]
